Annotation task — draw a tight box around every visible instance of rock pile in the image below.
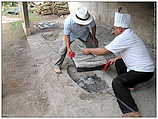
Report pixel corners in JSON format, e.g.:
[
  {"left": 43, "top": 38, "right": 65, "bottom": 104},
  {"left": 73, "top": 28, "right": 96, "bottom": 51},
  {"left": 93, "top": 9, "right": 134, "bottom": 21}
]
[{"left": 76, "top": 74, "right": 107, "bottom": 93}]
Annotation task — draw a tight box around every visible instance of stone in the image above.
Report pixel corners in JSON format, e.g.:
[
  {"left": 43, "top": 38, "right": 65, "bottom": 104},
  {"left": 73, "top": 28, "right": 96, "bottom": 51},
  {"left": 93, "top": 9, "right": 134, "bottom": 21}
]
[{"left": 70, "top": 39, "right": 115, "bottom": 68}]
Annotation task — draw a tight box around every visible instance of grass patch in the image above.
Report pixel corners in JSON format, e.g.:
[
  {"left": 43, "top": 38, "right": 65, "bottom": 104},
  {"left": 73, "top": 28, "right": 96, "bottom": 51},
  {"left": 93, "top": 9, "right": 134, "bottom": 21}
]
[
  {"left": 10, "top": 21, "right": 26, "bottom": 39},
  {"left": 10, "top": 21, "right": 22, "bottom": 27}
]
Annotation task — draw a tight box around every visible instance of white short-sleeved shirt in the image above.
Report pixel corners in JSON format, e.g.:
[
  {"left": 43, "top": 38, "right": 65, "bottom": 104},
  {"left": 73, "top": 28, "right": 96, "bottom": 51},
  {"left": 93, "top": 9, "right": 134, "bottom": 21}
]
[
  {"left": 105, "top": 29, "right": 154, "bottom": 72},
  {"left": 64, "top": 15, "right": 96, "bottom": 42}
]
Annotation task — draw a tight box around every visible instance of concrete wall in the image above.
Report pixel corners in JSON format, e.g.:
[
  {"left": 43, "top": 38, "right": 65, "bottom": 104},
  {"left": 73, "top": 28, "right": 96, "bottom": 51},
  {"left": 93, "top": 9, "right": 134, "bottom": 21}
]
[{"left": 68, "top": 2, "right": 156, "bottom": 48}]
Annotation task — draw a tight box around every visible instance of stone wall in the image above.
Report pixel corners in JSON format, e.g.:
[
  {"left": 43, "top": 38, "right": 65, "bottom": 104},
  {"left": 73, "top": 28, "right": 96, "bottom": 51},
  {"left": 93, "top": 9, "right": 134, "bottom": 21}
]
[{"left": 68, "top": 2, "right": 156, "bottom": 48}]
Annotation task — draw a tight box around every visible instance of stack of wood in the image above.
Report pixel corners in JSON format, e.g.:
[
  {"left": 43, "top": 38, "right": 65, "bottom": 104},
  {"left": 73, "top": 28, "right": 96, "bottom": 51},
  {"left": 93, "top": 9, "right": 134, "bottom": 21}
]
[{"left": 34, "top": 2, "right": 70, "bottom": 16}]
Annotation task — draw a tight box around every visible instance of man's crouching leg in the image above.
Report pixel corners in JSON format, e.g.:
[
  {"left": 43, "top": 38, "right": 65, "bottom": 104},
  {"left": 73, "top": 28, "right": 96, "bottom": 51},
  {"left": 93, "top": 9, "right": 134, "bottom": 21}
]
[
  {"left": 112, "top": 77, "right": 141, "bottom": 117},
  {"left": 53, "top": 40, "right": 68, "bottom": 74}
]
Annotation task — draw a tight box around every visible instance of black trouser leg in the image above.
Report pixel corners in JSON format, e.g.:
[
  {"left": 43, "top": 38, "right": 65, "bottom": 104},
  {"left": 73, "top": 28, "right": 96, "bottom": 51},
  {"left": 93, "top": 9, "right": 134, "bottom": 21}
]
[
  {"left": 115, "top": 59, "right": 127, "bottom": 75},
  {"left": 112, "top": 58, "right": 153, "bottom": 114},
  {"left": 112, "top": 77, "right": 139, "bottom": 114},
  {"left": 114, "top": 59, "right": 138, "bottom": 114}
]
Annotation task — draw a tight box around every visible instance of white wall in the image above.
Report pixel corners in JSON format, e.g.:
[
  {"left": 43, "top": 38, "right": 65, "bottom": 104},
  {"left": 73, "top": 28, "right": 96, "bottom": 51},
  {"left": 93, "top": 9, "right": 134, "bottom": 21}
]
[{"left": 68, "top": 2, "right": 156, "bottom": 48}]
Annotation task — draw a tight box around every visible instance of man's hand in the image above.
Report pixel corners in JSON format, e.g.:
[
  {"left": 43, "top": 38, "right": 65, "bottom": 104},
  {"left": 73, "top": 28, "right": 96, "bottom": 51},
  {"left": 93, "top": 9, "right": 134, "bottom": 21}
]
[
  {"left": 82, "top": 48, "right": 90, "bottom": 55},
  {"left": 108, "top": 58, "right": 117, "bottom": 65},
  {"left": 108, "top": 56, "right": 122, "bottom": 65},
  {"left": 67, "top": 48, "right": 72, "bottom": 56}
]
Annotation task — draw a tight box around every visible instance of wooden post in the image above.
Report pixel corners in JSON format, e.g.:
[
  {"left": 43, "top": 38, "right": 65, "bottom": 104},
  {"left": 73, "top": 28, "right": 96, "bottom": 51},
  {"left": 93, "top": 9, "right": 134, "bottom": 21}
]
[{"left": 19, "top": 2, "right": 31, "bottom": 36}]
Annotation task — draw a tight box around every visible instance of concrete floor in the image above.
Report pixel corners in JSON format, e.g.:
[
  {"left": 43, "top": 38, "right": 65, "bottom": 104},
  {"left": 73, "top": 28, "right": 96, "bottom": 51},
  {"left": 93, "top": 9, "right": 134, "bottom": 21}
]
[{"left": 2, "top": 17, "right": 156, "bottom": 117}]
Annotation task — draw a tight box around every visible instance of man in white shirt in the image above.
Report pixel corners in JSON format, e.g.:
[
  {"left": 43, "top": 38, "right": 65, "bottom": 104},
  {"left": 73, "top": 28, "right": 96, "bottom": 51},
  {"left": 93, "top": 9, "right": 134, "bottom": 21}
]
[
  {"left": 54, "top": 7, "right": 98, "bottom": 73},
  {"left": 82, "top": 12, "right": 154, "bottom": 117}
]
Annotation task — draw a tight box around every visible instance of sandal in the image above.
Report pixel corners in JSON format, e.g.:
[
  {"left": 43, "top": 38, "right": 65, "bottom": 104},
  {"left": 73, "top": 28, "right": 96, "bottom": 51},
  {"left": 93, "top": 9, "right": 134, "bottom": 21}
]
[{"left": 122, "top": 112, "right": 141, "bottom": 117}]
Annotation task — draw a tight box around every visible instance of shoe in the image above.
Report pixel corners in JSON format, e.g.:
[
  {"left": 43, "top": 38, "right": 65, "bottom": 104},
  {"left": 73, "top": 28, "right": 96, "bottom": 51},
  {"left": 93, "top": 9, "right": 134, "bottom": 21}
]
[
  {"left": 54, "top": 65, "right": 61, "bottom": 74},
  {"left": 122, "top": 112, "right": 141, "bottom": 117}
]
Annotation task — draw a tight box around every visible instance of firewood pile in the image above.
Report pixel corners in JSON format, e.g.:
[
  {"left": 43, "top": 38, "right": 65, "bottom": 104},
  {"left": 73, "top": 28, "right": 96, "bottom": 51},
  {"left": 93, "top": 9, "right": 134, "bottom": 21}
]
[{"left": 33, "top": 2, "right": 70, "bottom": 16}]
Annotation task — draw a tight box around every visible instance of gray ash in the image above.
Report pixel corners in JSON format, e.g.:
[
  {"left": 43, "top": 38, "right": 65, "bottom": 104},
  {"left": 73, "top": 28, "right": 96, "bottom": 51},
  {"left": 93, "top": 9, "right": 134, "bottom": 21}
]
[{"left": 76, "top": 74, "right": 107, "bottom": 93}]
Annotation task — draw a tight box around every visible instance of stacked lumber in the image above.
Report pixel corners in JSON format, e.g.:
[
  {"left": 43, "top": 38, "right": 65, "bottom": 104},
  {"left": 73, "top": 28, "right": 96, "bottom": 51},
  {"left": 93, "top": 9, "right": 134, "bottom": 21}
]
[{"left": 34, "top": 2, "right": 70, "bottom": 16}]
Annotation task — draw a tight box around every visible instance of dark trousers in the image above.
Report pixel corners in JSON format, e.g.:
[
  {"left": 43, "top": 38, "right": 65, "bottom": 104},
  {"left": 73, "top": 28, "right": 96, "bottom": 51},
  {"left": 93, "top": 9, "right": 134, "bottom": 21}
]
[{"left": 112, "top": 59, "right": 153, "bottom": 114}]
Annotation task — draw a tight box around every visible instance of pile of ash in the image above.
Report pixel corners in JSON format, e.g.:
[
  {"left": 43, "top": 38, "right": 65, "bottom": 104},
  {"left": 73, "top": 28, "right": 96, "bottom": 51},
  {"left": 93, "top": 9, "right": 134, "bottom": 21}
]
[{"left": 76, "top": 74, "right": 107, "bottom": 93}]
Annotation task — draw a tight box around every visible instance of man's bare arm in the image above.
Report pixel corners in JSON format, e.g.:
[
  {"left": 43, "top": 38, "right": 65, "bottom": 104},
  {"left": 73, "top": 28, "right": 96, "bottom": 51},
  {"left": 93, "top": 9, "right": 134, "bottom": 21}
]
[
  {"left": 108, "top": 56, "right": 122, "bottom": 65},
  {"left": 91, "top": 25, "right": 96, "bottom": 39},
  {"left": 64, "top": 35, "right": 70, "bottom": 49},
  {"left": 82, "top": 48, "right": 111, "bottom": 55},
  {"left": 91, "top": 25, "right": 98, "bottom": 46},
  {"left": 64, "top": 35, "right": 72, "bottom": 54}
]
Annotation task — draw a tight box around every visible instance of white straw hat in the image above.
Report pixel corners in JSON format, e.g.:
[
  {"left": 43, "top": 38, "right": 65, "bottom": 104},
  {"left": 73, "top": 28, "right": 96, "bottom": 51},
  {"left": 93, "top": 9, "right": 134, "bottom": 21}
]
[
  {"left": 72, "top": 7, "right": 94, "bottom": 25},
  {"left": 114, "top": 12, "right": 131, "bottom": 28}
]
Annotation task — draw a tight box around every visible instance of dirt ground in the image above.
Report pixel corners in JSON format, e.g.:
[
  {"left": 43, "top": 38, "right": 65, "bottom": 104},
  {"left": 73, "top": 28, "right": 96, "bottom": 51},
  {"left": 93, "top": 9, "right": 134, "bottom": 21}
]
[{"left": 2, "top": 14, "right": 156, "bottom": 117}]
